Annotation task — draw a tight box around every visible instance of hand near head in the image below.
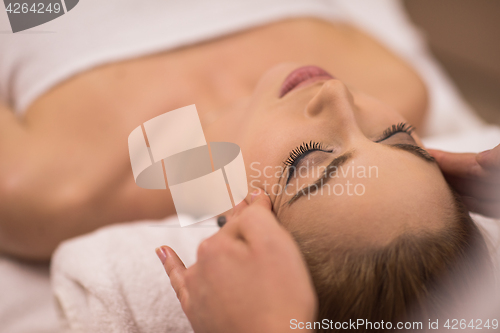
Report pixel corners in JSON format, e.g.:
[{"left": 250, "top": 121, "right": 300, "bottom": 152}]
[
  {"left": 428, "top": 144, "right": 500, "bottom": 218},
  {"left": 156, "top": 189, "right": 318, "bottom": 333}
]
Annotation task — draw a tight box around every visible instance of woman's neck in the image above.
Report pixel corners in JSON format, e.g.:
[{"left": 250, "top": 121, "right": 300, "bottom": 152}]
[{"left": 202, "top": 96, "right": 251, "bottom": 146}]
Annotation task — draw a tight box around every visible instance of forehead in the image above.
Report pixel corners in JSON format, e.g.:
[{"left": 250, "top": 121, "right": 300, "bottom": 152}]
[{"left": 277, "top": 148, "right": 453, "bottom": 247}]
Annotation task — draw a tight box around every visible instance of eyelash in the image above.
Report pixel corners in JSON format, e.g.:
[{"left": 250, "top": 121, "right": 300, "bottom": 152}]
[
  {"left": 283, "top": 141, "right": 329, "bottom": 167},
  {"left": 283, "top": 122, "right": 414, "bottom": 170},
  {"left": 378, "top": 122, "right": 414, "bottom": 142}
]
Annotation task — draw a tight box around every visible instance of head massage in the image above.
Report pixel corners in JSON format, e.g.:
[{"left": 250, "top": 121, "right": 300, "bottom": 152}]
[
  {"left": 0, "top": 0, "right": 499, "bottom": 332},
  {"left": 200, "top": 63, "right": 493, "bottom": 327}
]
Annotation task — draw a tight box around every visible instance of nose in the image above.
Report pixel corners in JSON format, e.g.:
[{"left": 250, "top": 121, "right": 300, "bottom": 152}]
[
  {"left": 305, "top": 79, "right": 355, "bottom": 117},
  {"left": 304, "top": 79, "right": 362, "bottom": 140}
]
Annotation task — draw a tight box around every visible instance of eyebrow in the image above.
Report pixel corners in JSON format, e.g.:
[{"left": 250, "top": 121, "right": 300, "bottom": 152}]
[
  {"left": 389, "top": 143, "right": 436, "bottom": 163},
  {"left": 286, "top": 142, "right": 436, "bottom": 205}
]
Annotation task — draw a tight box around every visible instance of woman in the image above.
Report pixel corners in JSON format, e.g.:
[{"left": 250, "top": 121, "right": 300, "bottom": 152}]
[
  {"left": 158, "top": 163, "right": 499, "bottom": 332},
  {"left": 1, "top": 0, "right": 494, "bottom": 329},
  {"left": 155, "top": 62, "right": 492, "bottom": 330},
  {"left": 0, "top": 4, "right": 430, "bottom": 260}
]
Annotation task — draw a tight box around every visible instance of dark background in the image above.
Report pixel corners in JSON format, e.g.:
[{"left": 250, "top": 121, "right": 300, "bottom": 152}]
[{"left": 404, "top": 0, "right": 500, "bottom": 125}]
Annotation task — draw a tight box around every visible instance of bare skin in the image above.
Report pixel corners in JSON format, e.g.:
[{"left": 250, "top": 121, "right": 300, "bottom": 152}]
[
  {"left": 205, "top": 62, "right": 450, "bottom": 249},
  {"left": 157, "top": 190, "right": 318, "bottom": 333},
  {"left": 0, "top": 18, "right": 427, "bottom": 260},
  {"left": 428, "top": 145, "right": 500, "bottom": 218}
]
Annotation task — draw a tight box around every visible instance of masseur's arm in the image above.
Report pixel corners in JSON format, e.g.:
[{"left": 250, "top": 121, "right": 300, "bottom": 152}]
[
  {"left": 428, "top": 144, "right": 500, "bottom": 218},
  {"left": 156, "top": 190, "right": 317, "bottom": 333}
]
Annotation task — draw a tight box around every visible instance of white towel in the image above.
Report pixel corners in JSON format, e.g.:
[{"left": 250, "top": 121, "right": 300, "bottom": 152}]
[{"left": 51, "top": 217, "right": 218, "bottom": 333}]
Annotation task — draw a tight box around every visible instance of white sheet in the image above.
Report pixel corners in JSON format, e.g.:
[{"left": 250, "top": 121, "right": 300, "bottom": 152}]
[{"left": 0, "top": 257, "right": 59, "bottom": 333}]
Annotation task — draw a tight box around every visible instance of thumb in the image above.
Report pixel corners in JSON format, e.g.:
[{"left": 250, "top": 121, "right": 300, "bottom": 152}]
[
  {"left": 224, "top": 189, "right": 271, "bottom": 225},
  {"left": 249, "top": 188, "right": 272, "bottom": 211},
  {"left": 476, "top": 144, "right": 500, "bottom": 170},
  {"left": 427, "top": 149, "right": 480, "bottom": 177}
]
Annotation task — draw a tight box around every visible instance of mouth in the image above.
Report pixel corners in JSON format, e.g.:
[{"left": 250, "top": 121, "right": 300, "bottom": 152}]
[{"left": 279, "top": 65, "right": 335, "bottom": 98}]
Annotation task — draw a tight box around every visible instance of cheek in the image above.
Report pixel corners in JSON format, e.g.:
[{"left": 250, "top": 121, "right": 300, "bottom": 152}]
[
  {"left": 251, "top": 62, "right": 302, "bottom": 99},
  {"left": 246, "top": 158, "right": 286, "bottom": 197},
  {"left": 242, "top": 138, "right": 281, "bottom": 188},
  {"left": 276, "top": 199, "right": 342, "bottom": 237},
  {"left": 241, "top": 116, "right": 297, "bottom": 166}
]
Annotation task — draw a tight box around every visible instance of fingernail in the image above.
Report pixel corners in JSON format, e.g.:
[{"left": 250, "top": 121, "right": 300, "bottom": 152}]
[
  {"left": 250, "top": 189, "right": 261, "bottom": 203},
  {"left": 217, "top": 215, "right": 227, "bottom": 228},
  {"left": 156, "top": 247, "right": 167, "bottom": 265}
]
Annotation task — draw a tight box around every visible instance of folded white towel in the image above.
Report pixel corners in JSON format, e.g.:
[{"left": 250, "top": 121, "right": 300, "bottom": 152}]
[{"left": 51, "top": 217, "right": 218, "bottom": 333}]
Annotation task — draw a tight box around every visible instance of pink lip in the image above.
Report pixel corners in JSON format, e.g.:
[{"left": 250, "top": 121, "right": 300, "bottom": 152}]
[{"left": 279, "top": 66, "right": 335, "bottom": 98}]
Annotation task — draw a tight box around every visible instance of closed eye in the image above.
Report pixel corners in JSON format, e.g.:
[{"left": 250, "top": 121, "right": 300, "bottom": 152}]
[
  {"left": 282, "top": 124, "right": 435, "bottom": 205},
  {"left": 375, "top": 122, "right": 414, "bottom": 143}
]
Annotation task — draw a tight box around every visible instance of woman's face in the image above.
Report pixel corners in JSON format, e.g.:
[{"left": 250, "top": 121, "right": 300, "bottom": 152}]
[{"left": 227, "top": 63, "right": 453, "bottom": 247}]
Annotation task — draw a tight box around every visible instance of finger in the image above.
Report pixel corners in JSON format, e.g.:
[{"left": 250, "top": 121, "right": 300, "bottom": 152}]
[
  {"left": 444, "top": 174, "right": 500, "bottom": 200},
  {"left": 225, "top": 198, "right": 249, "bottom": 223},
  {"left": 233, "top": 199, "right": 249, "bottom": 216},
  {"left": 225, "top": 188, "right": 270, "bottom": 224},
  {"left": 462, "top": 196, "right": 500, "bottom": 219},
  {"left": 427, "top": 149, "right": 485, "bottom": 179},
  {"left": 476, "top": 144, "right": 500, "bottom": 170},
  {"left": 223, "top": 203, "right": 292, "bottom": 249},
  {"left": 160, "top": 246, "right": 189, "bottom": 304},
  {"left": 249, "top": 188, "right": 272, "bottom": 211},
  {"left": 196, "top": 231, "right": 248, "bottom": 263},
  {"left": 229, "top": 188, "right": 271, "bottom": 221},
  {"left": 216, "top": 201, "right": 247, "bottom": 226}
]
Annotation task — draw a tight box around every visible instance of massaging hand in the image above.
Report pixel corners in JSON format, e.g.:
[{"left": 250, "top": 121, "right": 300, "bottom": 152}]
[
  {"left": 428, "top": 144, "right": 500, "bottom": 218},
  {"left": 156, "top": 190, "right": 317, "bottom": 333}
]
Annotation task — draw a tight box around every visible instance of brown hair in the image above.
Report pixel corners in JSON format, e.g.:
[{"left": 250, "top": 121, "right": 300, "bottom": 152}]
[{"left": 292, "top": 191, "right": 491, "bottom": 332}]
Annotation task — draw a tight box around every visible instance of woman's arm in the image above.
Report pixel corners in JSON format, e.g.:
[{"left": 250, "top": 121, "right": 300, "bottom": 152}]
[
  {"left": 0, "top": 99, "right": 127, "bottom": 260},
  {"left": 0, "top": 67, "right": 175, "bottom": 260}
]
